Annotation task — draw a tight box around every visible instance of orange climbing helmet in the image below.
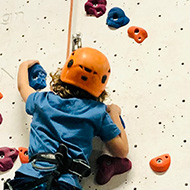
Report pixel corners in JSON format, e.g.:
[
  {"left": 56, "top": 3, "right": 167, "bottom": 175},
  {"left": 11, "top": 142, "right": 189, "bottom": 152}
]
[{"left": 60, "top": 47, "right": 111, "bottom": 97}]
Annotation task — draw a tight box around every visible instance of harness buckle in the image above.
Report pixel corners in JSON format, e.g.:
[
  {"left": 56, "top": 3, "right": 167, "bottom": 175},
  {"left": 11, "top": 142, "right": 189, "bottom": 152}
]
[
  {"left": 70, "top": 159, "right": 91, "bottom": 178},
  {"left": 31, "top": 158, "right": 57, "bottom": 170}
]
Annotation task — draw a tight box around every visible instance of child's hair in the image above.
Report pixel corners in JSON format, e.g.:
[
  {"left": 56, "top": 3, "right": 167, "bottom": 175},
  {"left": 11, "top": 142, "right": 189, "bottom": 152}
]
[{"left": 50, "top": 68, "right": 108, "bottom": 102}]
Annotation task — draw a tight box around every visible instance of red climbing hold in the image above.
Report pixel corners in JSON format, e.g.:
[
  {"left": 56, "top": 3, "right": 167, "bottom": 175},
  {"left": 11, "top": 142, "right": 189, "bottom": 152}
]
[
  {"left": 0, "top": 92, "right": 3, "bottom": 99},
  {"left": 18, "top": 147, "right": 29, "bottom": 163},
  {"left": 0, "top": 114, "right": 3, "bottom": 125},
  {"left": 0, "top": 147, "right": 19, "bottom": 172},
  {"left": 85, "top": 0, "right": 107, "bottom": 18},
  {"left": 95, "top": 154, "right": 132, "bottom": 185},
  {"left": 128, "top": 26, "right": 148, "bottom": 43},
  {"left": 149, "top": 153, "right": 171, "bottom": 173}
]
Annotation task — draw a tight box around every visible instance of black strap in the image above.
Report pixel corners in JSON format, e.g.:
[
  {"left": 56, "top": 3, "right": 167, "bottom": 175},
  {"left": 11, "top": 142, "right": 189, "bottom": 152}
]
[
  {"left": 69, "top": 159, "right": 91, "bottom": 177},
  {"left": 3, "top": 179, "right": 13, "bottom": 190},
  {"left": 4, "top": 175, "right": 54, "bottom": 190}
]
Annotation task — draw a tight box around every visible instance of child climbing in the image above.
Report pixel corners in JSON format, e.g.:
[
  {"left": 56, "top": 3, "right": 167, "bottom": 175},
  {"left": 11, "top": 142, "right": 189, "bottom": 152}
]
[{"left": 4, "top": 47, "right": 130, "bottom": 190}]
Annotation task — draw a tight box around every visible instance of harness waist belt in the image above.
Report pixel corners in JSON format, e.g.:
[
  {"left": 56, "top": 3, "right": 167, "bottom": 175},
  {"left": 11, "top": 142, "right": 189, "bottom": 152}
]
[{"left": 30, "top": 144, "right": 91, "bottom": 178}]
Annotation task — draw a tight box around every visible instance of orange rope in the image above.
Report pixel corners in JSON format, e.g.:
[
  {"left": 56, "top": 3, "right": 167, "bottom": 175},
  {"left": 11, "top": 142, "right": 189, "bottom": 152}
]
[{"left": 66, "top": 0, "right": 74, "bottom": 59}]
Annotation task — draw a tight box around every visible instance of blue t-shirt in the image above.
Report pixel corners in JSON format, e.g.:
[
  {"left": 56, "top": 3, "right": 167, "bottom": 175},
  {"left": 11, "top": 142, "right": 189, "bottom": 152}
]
[{"left": 17, "top": 91, "right": 121, "bottom": 189}]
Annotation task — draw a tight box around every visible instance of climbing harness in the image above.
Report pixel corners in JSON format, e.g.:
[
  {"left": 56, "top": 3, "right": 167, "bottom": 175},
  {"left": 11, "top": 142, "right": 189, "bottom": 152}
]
[{"left": 4, "top": 144, "right": 91, "bottom": 190}]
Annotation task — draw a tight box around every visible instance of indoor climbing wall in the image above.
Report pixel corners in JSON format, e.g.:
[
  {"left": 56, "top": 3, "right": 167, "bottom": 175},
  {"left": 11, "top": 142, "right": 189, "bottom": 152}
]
[{"left": 0, "top": 0, "right": 190, "bottom": 189}]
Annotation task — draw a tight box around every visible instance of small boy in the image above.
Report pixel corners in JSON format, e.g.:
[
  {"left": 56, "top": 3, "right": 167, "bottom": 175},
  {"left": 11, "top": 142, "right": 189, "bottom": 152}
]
[{"left": 4, "top": 47, "right": 129, "bottom": 190}]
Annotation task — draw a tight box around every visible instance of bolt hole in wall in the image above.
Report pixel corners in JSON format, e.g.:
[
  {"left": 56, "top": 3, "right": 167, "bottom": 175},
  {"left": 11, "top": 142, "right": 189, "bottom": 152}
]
[{"left": 0, "top": 0, "right": 190, "bottom": 190}]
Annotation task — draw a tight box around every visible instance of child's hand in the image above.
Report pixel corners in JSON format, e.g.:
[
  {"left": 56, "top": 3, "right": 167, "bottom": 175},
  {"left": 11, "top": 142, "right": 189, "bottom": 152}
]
[
  {"left": 107, "top": 104, "right": 121, "bottom": 115},
  {"left": 105, "top": 104, "right": 129, "bottom": 158},
  {"left": 21, "top": 60, "right": 40, "bottom": 68},
  {"left": 18, "top": 60, "right": 39, "bottom": 102}
]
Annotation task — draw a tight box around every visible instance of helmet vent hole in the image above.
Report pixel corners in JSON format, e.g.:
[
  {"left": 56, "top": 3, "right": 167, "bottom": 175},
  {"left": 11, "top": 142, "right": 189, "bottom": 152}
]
[
  {"left": 102, "top": 75, "right": 107, "bottom": 84},
  {"left": 84, "top": 67, "right": 92, "bottom": 73},
  {"left": 67, "top": 59, "right": 74, "bottom": 68},
  {"left": 93, "top": 71, "right": 97, "bottom": 74},
  {"left": 79, "top": 65, "right": 83, "bottom": 69},
  {"left": 108, "top": 69, "right": 111, "bottom": 73},
  {"left": 81, "top": 76, "right": 88, "bottom": 81}
]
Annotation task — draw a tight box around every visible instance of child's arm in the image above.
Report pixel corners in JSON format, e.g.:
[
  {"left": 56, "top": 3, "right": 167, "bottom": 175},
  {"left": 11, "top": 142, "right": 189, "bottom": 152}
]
[
  {"left": 105, "top": 104, "right": 129, "bottom": 158},
  {"left": 17, "top": 60, "right": 39, "bottom": 102}
]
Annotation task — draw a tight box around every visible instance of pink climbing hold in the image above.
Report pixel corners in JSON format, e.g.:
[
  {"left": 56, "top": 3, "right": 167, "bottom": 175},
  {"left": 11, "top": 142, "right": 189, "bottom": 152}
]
[
  {"left": 0, "top": 114, "right": 2, "bottom": 125},
  {"left": 0, "top": 147, "right": 19, "bottom": 172},
  {"left": 85, "top": 0, "right": 107, "bottom": 18}
]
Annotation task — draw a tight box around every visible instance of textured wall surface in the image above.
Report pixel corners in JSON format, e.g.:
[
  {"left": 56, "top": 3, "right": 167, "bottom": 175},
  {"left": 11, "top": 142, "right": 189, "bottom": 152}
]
[{"left": 0, "top": 0, "right": 190, "bottom": 189}]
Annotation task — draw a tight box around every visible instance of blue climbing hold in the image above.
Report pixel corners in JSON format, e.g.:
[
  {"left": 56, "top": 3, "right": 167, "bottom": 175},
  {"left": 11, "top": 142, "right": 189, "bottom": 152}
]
[
  {"left": 106, "top": 7, "right": 130, "bottom": 29},
  {"left": 120, "top": 116, "right": 126, "bottom": 129},
  {"left": 28, "top": 63, "right": 47, "bottom": 90}
]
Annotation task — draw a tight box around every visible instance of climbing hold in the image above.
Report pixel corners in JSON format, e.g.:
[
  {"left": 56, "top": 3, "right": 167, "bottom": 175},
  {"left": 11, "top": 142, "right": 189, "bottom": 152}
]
[
  {"left": 84, "top": 0, "right": 107, "bottom": 18},
  {"left": 28, "top": 63, "right": 47, "bottom": 90},
  {"left": 128, "top": 26, "right": 148, "bottom": 43},
  {"left": 120, "top": 116, "right": 126, "bottom": 129},
  {"left": 18, "top": 147, "right": 29, "bottom": 164},
  {"left": 149, "top": 153, "right": 171, "bottom": 173},
  {"left": 0, "top": 147, "right": 19, "bottom": 172},
  {"left": 106, "top": 7, "right": 130, "bottom": 29},
  {"left": 95, "top": 154, "right": 132, "bottom": 185},
  {"left": 0, "top": 92, "right": 3, "bottom": 99},
  {"left": 0, "top": 113, "right": 3, "bottom": 125}
]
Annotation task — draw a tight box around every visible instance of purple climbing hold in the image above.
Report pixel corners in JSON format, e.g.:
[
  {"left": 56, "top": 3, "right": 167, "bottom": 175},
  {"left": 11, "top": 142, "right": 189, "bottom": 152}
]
[
  {"left": 0, "top": 147, "right": 19, "bottom": 172},
  {"left": 0, "top": 113, "right": 2, "bottom": 125},
  {"left": 85, "top": 0, "right": 107, "bottom": 18}
]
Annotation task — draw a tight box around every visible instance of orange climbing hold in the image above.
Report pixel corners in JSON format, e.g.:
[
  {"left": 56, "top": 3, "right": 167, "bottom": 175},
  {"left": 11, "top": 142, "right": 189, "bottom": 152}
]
[
  {"left": 149, "top": 153, "right": 171, "bottom": 173},
  {"left": 0, "top": 92, "right": 3, "bottom": 99},
  {"left": 18, "top": 147, "right": 29, "bottom": 164},
  {"left": 128, "top": 26, "right": 148, "bottom": 43}
]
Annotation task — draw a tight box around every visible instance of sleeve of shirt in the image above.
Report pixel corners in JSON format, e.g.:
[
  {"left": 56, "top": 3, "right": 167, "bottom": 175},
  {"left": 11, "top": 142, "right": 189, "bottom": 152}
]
[
  {"left": 98, "top": 111, "right": 121, "bottom": 142},
  {"left": 25, "top": 92, "right": 38, "bottom": 115}
]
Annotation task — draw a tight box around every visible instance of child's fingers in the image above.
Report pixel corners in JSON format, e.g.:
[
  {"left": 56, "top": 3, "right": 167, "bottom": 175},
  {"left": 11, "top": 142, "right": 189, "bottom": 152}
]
[
  {"left": 21, "top": 60, "right": 40, "bottom": 68},
  {"left": 28, "top": 60, "right": 40, "bottom": 66},
  {"left": 106, "top": 104, "right": 121, "bottom": 115}
]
